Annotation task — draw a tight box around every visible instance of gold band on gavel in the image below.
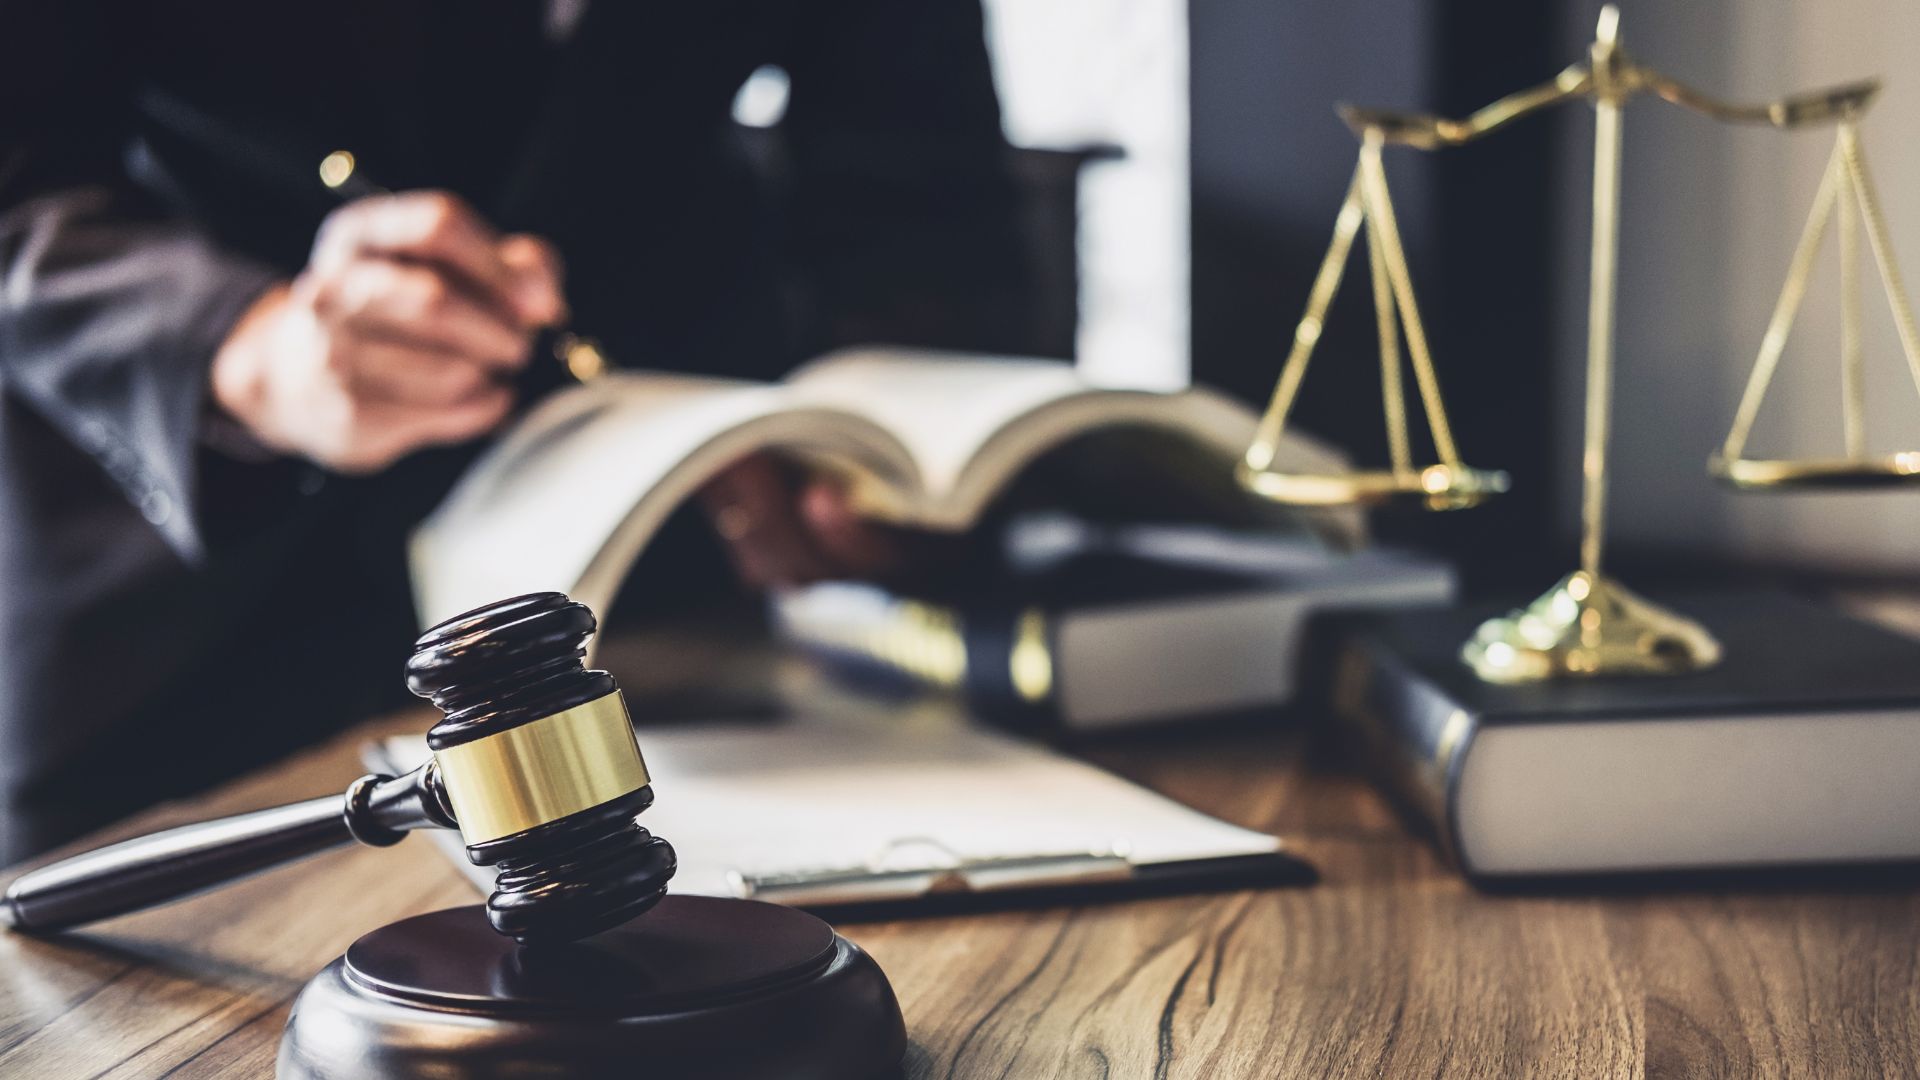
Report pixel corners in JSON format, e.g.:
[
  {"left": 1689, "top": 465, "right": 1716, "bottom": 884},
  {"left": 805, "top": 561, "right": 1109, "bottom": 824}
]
[{"left": 432, "top": 692, "right": 650, "bottom": 845}]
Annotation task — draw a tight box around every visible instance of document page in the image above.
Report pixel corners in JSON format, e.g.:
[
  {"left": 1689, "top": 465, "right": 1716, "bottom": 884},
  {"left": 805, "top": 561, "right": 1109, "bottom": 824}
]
[{"left": 380, "top": 705, "right": 1280, "bottom": 901}]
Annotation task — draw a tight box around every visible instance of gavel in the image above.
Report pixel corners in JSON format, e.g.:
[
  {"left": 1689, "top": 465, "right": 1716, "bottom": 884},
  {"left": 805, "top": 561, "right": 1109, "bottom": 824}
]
[{"left": 1, "top": 592, "right": 676, "bottom": 945}]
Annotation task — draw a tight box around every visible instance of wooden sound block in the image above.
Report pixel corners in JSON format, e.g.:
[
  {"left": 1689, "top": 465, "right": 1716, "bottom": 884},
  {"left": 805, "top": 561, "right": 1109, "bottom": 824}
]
[{"left": 278, "top": 896, "right": 906, "bottom": 1079}]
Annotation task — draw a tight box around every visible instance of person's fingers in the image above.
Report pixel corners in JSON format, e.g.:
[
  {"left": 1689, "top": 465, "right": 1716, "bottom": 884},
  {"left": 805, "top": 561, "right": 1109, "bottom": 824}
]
[
  {"left": 312, "top": 191, "right": 524, "bottom": 320},
  {"left": 337, "top": 340, "right": 497, "bottom": 407},
  {"left": 311, "top": 260, "right": 530, "bottom": 370},
  {"left": 496, "top": 234, "right": 568, "bottom": 327},
  {"left": 336, "top": 386, "right": 516, "bottom": 473},
  {"left": 403, "top": 384, "right": 517, "bottom": 446},
  {"left": 701, "top": 456, "right": 837, "bottom": 588},
  {"left": 799, "top": 481, "right": 905, "bottom": 579},
  {"left": 720, "top": 506, "right": 834, "bottom": 589},
  {"left": 722, "top": 505, "right": 836, "bottom": 589}
]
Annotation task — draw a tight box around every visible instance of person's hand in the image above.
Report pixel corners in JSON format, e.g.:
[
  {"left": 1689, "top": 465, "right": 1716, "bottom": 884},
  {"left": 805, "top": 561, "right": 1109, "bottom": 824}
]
[
  {"left": 700, "top": 453, "right": 937, "bottom": 590},
  {"left": 210, "top": 191, "right": 566, "bottom": 473}
]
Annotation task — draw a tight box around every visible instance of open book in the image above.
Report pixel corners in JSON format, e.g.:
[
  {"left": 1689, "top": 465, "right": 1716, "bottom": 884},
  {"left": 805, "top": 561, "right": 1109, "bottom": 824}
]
[{"left": 410, "top": 349, "right": 1351, "bottom": 630}]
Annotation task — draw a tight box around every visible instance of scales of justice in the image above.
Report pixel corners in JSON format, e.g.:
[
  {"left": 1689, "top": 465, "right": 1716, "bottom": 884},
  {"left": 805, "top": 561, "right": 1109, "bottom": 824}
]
[{"left": 1239, "top": 5, "right": 1920, "bottom": 684}]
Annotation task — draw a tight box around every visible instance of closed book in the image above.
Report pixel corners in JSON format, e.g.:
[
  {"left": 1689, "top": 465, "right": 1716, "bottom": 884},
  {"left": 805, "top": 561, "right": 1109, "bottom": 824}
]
[
  {"left": 1333, "top": 591, "right": 1920, "bottom": 880},
  {"left": 775, "top": 544, "right": 1454, "bottom": 732}
]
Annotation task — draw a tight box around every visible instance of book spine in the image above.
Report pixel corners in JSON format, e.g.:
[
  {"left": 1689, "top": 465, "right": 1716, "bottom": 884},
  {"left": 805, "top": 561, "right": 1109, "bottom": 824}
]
[
  {"left": 773, "top": 588, "right": 1057, "bottom": 722},
  {"left": 961, "top": 606, "right": 1057, "bottom": 720},
  {"left": 1330, "top": 632, "right": 1478, "bottom": 868}
]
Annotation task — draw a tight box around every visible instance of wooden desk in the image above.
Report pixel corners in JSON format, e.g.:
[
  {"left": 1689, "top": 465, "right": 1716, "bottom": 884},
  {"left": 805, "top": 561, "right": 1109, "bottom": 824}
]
[{"left": 4, "top": 680, "right": 1919, "bottom": 1077}]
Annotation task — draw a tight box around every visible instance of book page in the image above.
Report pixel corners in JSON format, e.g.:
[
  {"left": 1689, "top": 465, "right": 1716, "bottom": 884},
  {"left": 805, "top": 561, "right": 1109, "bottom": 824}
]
[
  {"left": 788, "top": 349, "right": 1100, "bottom": 502},
  {"left": 409, "top": 372, "right": 917, "bottom": 627},
  {"left": 790, "top": 349, "right": 1351, "bottom": 534}
]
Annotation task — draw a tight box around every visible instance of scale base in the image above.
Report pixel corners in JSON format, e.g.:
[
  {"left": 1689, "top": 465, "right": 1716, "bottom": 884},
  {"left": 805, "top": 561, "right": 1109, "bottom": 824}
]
[
  {"left": 1462, "top": 571, "right": 1722, "bottom": 684},
  {"left": 278, "top": 897, "right": 905, "bottom": 1079}
]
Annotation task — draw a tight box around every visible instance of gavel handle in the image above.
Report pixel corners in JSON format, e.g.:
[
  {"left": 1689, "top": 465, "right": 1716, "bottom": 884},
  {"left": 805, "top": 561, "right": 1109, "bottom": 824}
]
[{"left": 1, "top": 767, "right": 453, "bottom": 934}]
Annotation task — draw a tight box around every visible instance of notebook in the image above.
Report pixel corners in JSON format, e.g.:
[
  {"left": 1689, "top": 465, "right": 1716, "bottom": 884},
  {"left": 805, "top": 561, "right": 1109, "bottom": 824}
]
[{"left": 367, "top": 706, "right": 1299, "bottom": 908}]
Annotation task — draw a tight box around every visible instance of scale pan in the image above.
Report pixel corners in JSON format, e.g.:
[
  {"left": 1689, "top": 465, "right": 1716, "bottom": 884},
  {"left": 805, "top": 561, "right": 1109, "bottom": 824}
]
[
  {"left": 1237, "top": 462, "right": 1510, "bottom": 511},
  {"left": 1709, "top": 452, "right": 1920, "bottom": 490}
]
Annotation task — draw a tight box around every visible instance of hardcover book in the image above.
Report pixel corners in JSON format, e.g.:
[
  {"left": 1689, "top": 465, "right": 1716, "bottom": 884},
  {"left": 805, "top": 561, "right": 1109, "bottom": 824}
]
[
  {"left": 777, "top": 539, "right": 1455, "bottom": 732},
  {"left": 1333, "top": 591, "right": 1920, "bottom": 880}
]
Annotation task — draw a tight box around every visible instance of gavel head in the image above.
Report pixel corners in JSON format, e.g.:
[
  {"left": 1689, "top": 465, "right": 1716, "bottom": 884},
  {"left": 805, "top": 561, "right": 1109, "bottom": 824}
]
[{"left": 406, "top": 592, "right": 676, "bottom": 945}]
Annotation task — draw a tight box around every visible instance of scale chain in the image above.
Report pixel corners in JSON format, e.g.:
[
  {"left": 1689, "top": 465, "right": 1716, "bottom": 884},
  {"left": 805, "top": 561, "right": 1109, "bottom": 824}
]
[
  {"left": 1839, "top": 121, "right": 1920, "bottom": 403},
  {"left": 1721, "top": 138, "right": 1845, "bottom": 463},
  {"left": 1244, "top": 169, "right": 1366, "bottom": 472},
  {"left": 1363, "top": 138, "right": 1416, "bottom": 476},
  {"left": 1838, "top": 121, "right": 1865, "bottom": 459},
  {"left": 1357, "top": 139, "right": 1463, "bottom": 467}
]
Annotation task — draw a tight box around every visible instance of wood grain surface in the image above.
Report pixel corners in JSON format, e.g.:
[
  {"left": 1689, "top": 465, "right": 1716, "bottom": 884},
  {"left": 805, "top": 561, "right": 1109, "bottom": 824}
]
[{"left": 4, "top": 644, "right": 1919, "bottom": 1078}]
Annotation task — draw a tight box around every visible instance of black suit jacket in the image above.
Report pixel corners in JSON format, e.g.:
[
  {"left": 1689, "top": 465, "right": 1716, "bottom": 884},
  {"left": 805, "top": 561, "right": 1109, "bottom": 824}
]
[{"left": 0, "top": 0, "right": 1022, "bottom": 859}]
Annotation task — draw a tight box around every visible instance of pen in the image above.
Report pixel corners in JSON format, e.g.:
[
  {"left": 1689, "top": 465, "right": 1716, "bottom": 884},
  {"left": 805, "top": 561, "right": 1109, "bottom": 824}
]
[{"left": 316, "top": 150, "right": 610, "bottom": 384}]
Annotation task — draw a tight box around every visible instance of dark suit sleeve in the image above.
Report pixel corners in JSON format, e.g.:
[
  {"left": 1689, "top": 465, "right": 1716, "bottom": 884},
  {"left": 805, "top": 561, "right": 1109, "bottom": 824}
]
[
  {"left": 0, "top": 1, "right": 284, "bottom": 564},
  {"left": 779, "top": 0, "right": 1030, "bottom": 354}
]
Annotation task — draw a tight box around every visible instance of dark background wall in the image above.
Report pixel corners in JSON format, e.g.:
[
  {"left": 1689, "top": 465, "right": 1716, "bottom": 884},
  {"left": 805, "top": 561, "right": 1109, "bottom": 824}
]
[{"left": 1190, "top": 1, "right": 1568, "bottom": 590}]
